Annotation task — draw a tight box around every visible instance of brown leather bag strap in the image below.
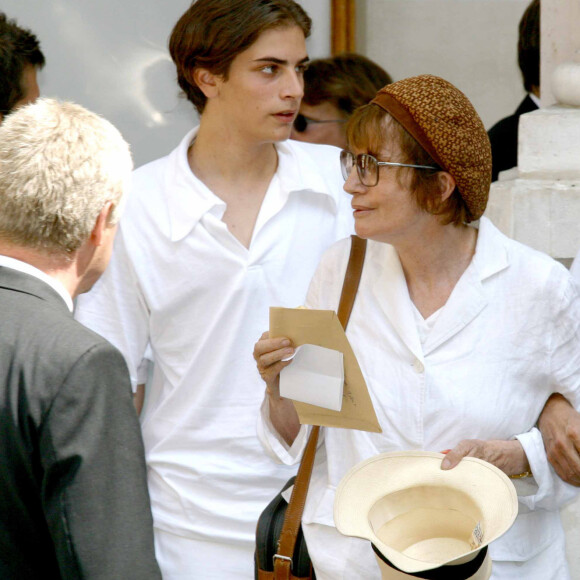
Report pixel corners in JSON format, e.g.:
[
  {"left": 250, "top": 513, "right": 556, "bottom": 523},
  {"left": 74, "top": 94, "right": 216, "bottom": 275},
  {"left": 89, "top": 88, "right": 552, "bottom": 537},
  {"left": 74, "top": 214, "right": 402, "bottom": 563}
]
[
  {"left": 273, "top": 235, "right": 367, "bottom": 580},
  {"left": 274, "top": 425, "right": 320, "bottom": 580},
  {"left": 337, "top": 235, "right": 367, "bottom": 328}
]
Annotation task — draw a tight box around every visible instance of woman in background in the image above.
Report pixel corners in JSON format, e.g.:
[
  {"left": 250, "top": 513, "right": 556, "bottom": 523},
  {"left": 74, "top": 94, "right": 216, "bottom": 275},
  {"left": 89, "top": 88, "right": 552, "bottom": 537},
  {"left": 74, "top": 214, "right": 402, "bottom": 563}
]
[{"left": 291, "top": 52, "right": 392, "bottom": 148}]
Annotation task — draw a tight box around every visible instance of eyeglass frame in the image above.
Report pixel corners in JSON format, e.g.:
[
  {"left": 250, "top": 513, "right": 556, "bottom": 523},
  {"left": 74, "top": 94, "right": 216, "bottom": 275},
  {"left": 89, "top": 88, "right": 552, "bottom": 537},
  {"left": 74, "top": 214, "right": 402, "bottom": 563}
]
[
  {"left": 293, "top": 113, "right": 347, "bottom": 133},
  {"left": 340, "top": 150, "right": 439, "bottom": 187}
]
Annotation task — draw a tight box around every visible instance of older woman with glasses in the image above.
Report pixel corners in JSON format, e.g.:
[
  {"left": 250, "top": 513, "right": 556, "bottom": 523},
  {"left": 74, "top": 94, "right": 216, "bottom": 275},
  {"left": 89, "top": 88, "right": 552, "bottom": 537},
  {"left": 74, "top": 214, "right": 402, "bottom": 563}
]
[{"left": 254, "top": 75, "right": 580, "bottom": 579}]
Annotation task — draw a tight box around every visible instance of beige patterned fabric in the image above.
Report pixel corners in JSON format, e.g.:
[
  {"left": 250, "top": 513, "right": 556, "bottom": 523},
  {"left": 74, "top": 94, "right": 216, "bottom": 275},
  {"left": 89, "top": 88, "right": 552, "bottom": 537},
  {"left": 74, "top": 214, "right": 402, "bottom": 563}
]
[{"left": 372, "top": 75, "right": 491, "bottom": 222}]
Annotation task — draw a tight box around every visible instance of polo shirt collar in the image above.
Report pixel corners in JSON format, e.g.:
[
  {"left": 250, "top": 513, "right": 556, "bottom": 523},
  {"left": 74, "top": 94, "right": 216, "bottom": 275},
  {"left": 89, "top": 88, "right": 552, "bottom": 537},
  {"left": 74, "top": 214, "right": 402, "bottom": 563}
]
[
  {"left": 165, "top": 127, "right": 224, "bottom": 242},
  {"left": 275, "top": 140, "right": 340, "bottom": 209},
  {"left": 165, "top": 129, "right": 340, "bottom": 242}
]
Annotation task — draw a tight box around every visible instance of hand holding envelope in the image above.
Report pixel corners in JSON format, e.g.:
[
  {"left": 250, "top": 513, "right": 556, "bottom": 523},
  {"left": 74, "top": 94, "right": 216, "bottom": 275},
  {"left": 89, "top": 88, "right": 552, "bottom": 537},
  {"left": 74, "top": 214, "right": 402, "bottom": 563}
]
[{"left": 270, "top": 307, "right": 381, "bottom": 433}]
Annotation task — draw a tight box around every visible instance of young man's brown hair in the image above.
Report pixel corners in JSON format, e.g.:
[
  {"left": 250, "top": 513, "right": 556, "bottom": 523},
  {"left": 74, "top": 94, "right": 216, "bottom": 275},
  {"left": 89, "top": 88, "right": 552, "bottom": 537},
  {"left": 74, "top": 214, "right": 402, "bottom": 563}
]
[{"left": 169, "top": 0, "right": 311, "bottom": 114}]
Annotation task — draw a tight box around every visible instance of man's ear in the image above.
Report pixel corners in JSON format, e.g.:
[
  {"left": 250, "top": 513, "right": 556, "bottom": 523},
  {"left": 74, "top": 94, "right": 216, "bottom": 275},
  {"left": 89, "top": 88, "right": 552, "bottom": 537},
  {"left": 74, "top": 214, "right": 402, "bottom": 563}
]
[
  {"left": 89, "top": 201, "right": 115, "bottom": 247},
  {"left": 190, "top": 68, "right": 220, "bottom": 99},
  {"left": 438, "top": 171, "right": 457, "bottom": 203}
]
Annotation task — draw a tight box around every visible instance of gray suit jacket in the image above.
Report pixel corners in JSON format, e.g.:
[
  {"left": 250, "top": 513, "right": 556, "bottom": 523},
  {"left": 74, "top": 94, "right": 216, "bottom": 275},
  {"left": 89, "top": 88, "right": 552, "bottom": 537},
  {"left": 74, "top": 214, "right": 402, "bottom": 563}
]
[{"left": 0, "top": 266, "right": 161, "bottom": 579}]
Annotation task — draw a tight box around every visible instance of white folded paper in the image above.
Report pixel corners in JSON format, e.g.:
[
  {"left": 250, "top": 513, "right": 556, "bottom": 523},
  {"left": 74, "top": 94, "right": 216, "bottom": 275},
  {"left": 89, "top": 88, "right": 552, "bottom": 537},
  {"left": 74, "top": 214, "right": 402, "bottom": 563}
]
[{"left": 280, "top": 344, "right": 344, "bottom": 412}]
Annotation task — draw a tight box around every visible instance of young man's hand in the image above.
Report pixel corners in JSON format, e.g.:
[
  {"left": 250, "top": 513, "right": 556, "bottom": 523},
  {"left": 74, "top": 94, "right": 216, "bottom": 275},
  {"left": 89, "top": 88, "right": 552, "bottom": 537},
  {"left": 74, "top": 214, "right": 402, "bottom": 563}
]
[{"left": 538, "top": 394, "right": 580, "bottom": 486}]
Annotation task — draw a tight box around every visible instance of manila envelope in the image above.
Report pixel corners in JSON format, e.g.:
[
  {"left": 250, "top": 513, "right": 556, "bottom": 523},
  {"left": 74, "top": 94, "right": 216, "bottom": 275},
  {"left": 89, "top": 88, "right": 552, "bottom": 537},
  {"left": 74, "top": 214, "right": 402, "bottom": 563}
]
[{"left": 270, "top": 307, "right": 382, "bottom": 433}]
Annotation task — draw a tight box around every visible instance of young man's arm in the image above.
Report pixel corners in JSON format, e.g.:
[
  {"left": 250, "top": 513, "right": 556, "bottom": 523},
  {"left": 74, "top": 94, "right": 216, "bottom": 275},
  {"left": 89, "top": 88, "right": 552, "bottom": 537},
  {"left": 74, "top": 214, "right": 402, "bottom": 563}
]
[{"left": 538, "top": 393, "right": 580, "bottom": 486}]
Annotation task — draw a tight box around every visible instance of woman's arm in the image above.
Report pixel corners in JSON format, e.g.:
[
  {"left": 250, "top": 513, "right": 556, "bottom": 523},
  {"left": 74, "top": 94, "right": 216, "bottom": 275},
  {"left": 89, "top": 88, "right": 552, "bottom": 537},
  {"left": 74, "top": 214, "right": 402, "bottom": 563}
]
[
  {"left": 442, "top": 429, "right": 579, "bottom": 511},
  {"left": 253, "top": 332, "right": 301, "bottom": 446},
  {"left": 441, "top": 438, "right": 530, "bottom": 476}
]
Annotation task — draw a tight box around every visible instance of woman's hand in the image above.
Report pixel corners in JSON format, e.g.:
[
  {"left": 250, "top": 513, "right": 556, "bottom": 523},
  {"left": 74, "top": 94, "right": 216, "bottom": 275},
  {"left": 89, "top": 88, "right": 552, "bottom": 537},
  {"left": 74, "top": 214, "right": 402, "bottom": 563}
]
[
  {"left": 253, "top": 331, "right": 295, "bottom": 398},
  {"left": 441, "top": 439, "right": 530, "bottom": 477},
  {"left": 253, "top": 331, "right": 300, "bottom": 445}
]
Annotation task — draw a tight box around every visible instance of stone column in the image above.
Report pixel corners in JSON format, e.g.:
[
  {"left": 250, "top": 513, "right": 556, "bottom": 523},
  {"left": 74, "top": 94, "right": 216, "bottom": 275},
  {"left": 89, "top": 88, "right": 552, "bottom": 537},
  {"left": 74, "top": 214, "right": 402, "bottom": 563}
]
[
  {"left": 485, "top": 98, "right": 580, "bottom": 266},
  {"left": 541, "top": 0, "right": 580, "bottom": 106}
]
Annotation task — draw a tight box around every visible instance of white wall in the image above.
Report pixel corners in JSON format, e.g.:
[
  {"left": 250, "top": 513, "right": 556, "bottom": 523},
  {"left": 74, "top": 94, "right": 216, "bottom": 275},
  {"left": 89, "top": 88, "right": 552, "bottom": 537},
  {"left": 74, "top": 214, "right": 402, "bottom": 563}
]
[
  {"left": 359, "top": 0, "right": 530, "bottom": 130},
  {"left": 3, "top": 0, "right": 193, "bottom": 168}
]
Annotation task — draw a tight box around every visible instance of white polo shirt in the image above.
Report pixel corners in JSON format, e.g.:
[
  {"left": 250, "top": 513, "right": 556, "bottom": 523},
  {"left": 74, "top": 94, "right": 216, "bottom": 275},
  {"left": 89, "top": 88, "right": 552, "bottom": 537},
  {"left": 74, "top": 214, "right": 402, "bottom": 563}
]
[{"left": 75, "top": 129, "right": 353, "bottom": 554}]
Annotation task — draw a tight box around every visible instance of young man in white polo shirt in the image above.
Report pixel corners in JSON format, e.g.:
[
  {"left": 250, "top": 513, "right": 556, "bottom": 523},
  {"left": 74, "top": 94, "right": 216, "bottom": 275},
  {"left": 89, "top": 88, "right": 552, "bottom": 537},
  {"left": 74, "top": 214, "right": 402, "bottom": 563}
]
[{"left": 75, "top": 0, "right": 353, "bottom": 576}]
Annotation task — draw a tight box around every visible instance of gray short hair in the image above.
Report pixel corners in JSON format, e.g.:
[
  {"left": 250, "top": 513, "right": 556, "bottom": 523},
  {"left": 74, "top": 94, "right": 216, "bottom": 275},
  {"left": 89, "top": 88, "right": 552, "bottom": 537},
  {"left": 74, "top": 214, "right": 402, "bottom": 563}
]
[{"left": 0, "top": 98, "right": 132, "bottom": 256}]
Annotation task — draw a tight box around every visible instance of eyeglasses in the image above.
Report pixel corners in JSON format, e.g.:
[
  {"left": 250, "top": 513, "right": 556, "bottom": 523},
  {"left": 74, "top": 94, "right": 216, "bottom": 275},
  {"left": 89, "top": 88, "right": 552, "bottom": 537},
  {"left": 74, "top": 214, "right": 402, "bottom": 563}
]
[
  {"left": 340, "top": 150, "right": 438, "bottom": 187},
  {"left": 293, "top": 113, "right": 347, "bottom": 133}
]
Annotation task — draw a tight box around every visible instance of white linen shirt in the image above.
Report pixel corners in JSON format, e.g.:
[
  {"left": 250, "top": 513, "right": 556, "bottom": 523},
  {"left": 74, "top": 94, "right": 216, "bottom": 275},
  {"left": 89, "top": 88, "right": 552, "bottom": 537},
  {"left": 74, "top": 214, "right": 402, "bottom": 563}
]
[
  {"left": 258, "top": 217, "right": 580, "bottom": 580},
  {"left": 74, "top": 129, "right": 353, "bottom": 561}
]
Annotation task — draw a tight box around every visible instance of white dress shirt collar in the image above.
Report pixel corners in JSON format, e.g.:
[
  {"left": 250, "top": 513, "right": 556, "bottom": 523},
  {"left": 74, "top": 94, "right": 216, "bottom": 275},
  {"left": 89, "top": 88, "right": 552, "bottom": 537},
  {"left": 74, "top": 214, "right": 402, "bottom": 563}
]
[
  {"left": 529, "top": 92, "right": 541, "bottom": 108},
  {"left": 0, "top": 255, "right": 74, "bottom": 312}
]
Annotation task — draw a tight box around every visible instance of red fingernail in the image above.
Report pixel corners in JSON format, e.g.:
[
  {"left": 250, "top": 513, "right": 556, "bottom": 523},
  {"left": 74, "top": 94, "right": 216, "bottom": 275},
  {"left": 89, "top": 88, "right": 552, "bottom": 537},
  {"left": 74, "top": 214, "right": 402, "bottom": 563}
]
[{"left": 441, "top": 449, "right": 451, "bottom": 454}]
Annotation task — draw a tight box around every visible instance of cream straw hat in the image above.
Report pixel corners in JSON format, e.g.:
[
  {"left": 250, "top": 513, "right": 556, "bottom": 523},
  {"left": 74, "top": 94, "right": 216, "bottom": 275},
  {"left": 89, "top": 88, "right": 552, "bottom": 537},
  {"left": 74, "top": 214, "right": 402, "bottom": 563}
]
[{"left": 334, "top": 451, "right": 517, "bottom": 578}]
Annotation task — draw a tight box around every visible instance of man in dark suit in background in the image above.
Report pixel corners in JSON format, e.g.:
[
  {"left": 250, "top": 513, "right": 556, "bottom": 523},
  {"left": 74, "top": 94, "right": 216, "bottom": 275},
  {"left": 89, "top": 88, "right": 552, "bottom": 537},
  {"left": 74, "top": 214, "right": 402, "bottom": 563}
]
[
  {"left": 0, "top": 11, "right": 44, "bottom": 122},
  {"left": 0, "top": 98, "right": 161, "bottom": 579},
  {"left": 488, "top": 0, "right": 540, "bottom": 181}
]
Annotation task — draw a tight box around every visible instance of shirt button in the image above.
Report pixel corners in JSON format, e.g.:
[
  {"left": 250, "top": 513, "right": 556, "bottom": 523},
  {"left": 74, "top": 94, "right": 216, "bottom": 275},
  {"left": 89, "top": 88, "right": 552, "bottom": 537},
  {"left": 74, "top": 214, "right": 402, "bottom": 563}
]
[{"left": 413, "top": 359, "right": 425, "bottom": 373}]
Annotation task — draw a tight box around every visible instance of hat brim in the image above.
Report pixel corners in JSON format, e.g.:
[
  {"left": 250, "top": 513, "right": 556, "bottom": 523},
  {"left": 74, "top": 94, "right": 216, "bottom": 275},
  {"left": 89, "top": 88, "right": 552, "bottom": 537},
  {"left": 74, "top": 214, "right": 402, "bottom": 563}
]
[
  {"left": 334, "top": 451, "right": 517, "bottom": 574},
  {"left": 373, "top": 544, "right": 491, "bottom": 580}
]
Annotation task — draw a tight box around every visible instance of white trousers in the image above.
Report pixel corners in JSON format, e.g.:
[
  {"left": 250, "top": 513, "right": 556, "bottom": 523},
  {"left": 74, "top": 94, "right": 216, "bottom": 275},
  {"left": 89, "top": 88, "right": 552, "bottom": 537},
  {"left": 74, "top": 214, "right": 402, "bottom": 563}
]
[{"left": 154, "top": 527, "right": 254, "bottom": 579}]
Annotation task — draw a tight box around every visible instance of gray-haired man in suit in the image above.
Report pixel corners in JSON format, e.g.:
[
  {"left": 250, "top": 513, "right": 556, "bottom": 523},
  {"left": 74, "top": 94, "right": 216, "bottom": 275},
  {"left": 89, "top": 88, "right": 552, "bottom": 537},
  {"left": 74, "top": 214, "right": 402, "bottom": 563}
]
[{"left": 0, "top": 98, "right": 161, "bottom": 579}]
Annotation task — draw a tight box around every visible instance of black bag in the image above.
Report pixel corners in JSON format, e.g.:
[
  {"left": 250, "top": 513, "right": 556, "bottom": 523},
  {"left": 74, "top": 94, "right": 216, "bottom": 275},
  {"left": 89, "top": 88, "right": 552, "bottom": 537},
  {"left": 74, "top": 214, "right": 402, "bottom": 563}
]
[{"left": 254, "top": 476, "right": 315, "bottom": 579}]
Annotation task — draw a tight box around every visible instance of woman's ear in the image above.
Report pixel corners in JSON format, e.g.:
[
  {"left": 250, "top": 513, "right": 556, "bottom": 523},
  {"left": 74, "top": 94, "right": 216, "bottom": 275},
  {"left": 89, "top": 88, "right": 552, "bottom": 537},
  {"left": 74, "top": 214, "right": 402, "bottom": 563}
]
[
  {"left": 190, "top": 68, "right": 220, "bottom": 99},
  {"left": 437, "top": 171, "right": 456, "bottom": 203}
]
